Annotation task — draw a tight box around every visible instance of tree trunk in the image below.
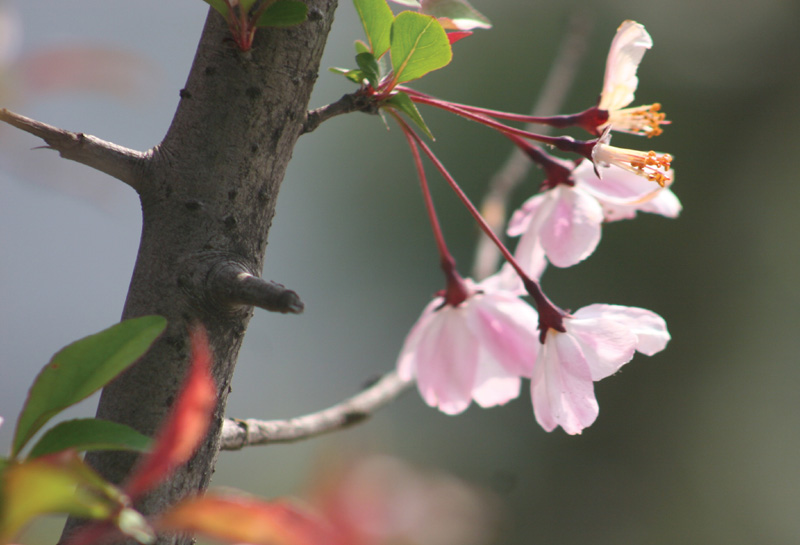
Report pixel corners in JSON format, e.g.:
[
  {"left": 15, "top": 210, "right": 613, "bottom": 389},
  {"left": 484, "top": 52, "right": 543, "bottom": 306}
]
[{"left": 61, "top": 3, "right": 338, "bottom": 543}]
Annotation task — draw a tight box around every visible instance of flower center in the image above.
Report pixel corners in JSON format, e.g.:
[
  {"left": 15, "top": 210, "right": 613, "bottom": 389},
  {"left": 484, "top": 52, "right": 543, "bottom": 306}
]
[{"left": 608, "top": 103, "right": 668, "bottom": 138}]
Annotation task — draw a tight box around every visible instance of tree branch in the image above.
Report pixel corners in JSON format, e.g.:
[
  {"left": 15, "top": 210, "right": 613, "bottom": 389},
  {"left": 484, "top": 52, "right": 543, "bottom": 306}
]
[
  {"left": 0, "top": 108, "right": 147, "bottom": 191},
  {"left": 219, "top": 371, "right": 412, "bottom": 449},
  {"left": 302, "top": 91, "right": 378, "bottom": 134},
  {"left": 208, "top": 261, "right": 304, "bottom": 314}
]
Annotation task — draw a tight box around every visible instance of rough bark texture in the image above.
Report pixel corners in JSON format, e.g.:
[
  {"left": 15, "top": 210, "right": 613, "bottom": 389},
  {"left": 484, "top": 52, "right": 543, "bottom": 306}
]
[{"left": 61, "top": 4, "right": 338, "bottom": 543}]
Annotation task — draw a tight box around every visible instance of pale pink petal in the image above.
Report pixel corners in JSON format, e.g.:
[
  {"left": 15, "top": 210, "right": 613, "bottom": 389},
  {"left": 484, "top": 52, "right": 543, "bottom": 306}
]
[
  {"left": 397, "top": 298, "right": 443, "bottom": 381},
  {"left": 531, "top": 332, "right": 597, "bottom": 434},
  {"left": 634, "top": 188, "right": 682, "bottom": 218},
  {"left": 574, "top": 161, "right": 668, "bottom": 206},
  {"left": 470, "top": 294, "right": 540, "bottom": 376},
  {"left": 599, "top": 203, "right": 637, "bottom": 222},
  {"left": 566, "top": 317, "right": 637, "bottom": 381},
  {"left": 598, "top": 21, "right": 652, "bottom": 112},
  {"left": 414, "top": 307, "right": 479, "bottom": 414},
  {"left": 538, "top": 186, "right": 603, "bottom": 268},
  {"left": 513, "top": 231, "right": 549, "bottom": 281},
  {"left": 601, "top": 187, "right": 681, "bottom": 221},
  {"left": 574, "top": 304, "right": 670, "bottom": 356},
  {"left": 471, "top": 353, "right": 522, "bottom": 408},
  {"left": 507, "top": 193, "right": 547, "bottom": 237}
]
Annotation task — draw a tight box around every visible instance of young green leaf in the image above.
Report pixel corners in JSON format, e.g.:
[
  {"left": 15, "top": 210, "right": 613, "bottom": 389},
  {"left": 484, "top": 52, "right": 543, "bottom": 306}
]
[
  {"left": 353, "top": 0, "right": 395, "bottom": 58},
  {"left": 11, "top": 316, "right": 167, "bottom": 458},
  {"left": 26, "top": 419, "right": 152, "bottom": 460},
  {"left": 385, "top": 91, "right": 434, "bottom": 139},
  {"left": 0, "top": 451, "right": 126, "bottom": 544},
  {"left": 390, "top": 12, "right": 452, "bottom": 84},
  {"left": 418, "top": 0, "right": 491, "bottom": 30},
  {"left": 329, "top": 67, "right": 367, "bottom": 84},
  {"left": 240, "top": 0, "right": 258, "bottom": 11},
  {"left": 355, "top": 40, "right": 371, "bottom": 55},
  {"left": 201, "top": 0, "right": 230, "bottom": 18},
  {"left": 356, "top": 52, "right": 381, "bottom": 88},
  {"left": 256, "top": 0, "right": 308, "bottom": 27}
]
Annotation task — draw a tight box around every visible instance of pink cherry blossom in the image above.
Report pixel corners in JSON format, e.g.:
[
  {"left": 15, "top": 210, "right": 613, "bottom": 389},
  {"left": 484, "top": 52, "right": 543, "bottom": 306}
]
[
  {"left": 397, "top": 278, "right": 540, "bottom": 415},
  {"left": 507, "top": 160, "right": 679, "bottom": 273},
  {"left": 526, "top": 304, "right": 670, "bottom": 434}
]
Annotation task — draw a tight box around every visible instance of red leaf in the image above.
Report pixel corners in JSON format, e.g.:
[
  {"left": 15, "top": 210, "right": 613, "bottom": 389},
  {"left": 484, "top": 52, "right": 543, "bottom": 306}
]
[
  {"left": 157, "top": 494, "right": 334, "bottom": 545},
  {"left": 123, "top": 327, "right": 217, "bottom": 500},
  {"left": 447, "top": 31, "right": 472, "bottom": 44}
]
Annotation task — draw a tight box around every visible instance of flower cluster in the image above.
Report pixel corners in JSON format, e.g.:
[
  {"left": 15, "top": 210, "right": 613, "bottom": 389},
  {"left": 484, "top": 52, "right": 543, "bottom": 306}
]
[{"left": 393, "top": 20, "right": 677, "bottom": 434}]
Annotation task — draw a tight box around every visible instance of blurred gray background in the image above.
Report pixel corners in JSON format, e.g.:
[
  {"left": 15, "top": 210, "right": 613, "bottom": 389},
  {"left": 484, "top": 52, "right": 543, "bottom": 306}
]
[{"left": 2, "top": 0, "right": 800, "bottom": 543}]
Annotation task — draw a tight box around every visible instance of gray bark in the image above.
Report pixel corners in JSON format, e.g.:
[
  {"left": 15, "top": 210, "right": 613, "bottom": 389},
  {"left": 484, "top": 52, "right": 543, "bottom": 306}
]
[{"left": 60, "top": 3, "right": 338, "bottom": 543}]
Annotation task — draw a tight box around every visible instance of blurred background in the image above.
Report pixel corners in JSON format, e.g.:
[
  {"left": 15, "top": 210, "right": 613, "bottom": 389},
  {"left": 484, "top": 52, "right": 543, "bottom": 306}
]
[{"left": 2, "top": 0, "right": 800, "bottom": 543}]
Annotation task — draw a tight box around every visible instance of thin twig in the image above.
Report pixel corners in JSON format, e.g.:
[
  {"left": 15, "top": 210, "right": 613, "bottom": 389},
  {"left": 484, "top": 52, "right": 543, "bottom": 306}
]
[
  {"left": 0, "top": 108, "right": 147, "bottom": 191},
  {"left": 302, "top": 92, "right": 378, "bottom": 134},
  {"left": 219, "top": 371, "right": 412, "bottom": 449},
  {"left": 471, "top": 10, "right": 593, "bottom": 280}
]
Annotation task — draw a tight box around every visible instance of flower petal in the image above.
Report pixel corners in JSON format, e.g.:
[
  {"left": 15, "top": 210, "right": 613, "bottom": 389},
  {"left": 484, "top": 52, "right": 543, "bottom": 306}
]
[
  {"left": 471, "top": 352, "right": 522, "bottom": 408},
  {"left": 598, "top": 20, "right": 652, "bottom": 113},
  {"left": 566, "top": 316, "right": 638, "bottom": 381},
  {"left": 538, "top": 186, "right": 603, "bottom": 268},
  {"left": 397, "top": 298, "right": 443, "bottom": 381},
  {"left": 507, "top": 193, "right": 546, "bottom": 237},
  {"left": 470, "top": 293, "right": 540, "bottom": 376},
  {"left": 574, "top": 160, "right": 668, "bottom": 206},
  {"left": 574, "top": 304, "right": 670, "bottom": 356},
  {"left": 530, "top": 331, "right": 597, "bottom": 434},
  {"left": 413, "top": 307, "right": 479, "bottom": 415}
]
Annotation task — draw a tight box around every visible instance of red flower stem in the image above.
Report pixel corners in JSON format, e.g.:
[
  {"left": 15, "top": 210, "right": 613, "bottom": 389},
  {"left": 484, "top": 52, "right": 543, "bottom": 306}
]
[
  {"left": 392, "top": 111, "right": 468, "bottom": 305},
  {"left": 400, "top": 87, "right": 607, "bottom": 132},
  {"left": 401, "top": 91, "right": 595, "bottom": 159},
  {"left": 392, "top": 113, "right": 564, "bottom": 328}
]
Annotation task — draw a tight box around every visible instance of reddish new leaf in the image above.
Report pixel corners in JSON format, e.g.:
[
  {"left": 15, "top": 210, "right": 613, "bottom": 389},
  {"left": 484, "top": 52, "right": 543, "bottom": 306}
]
[
  {"left": 123, "top": 327, "right": 216, "bottom": 500},
  {"left": 157, "top": 494, "right": 333, "bottom": 545},
  {"left": 447, "top": 31, "right": 472, "bottom": 44}
]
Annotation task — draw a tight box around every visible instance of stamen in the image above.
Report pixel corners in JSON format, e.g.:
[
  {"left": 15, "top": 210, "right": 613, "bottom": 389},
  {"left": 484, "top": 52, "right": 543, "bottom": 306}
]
[
  {"left": 593, "top": 142, "right": 673, "bottom": 187},
  {"left": 607, "top": 103, "right": 668, "bottom": 138}
]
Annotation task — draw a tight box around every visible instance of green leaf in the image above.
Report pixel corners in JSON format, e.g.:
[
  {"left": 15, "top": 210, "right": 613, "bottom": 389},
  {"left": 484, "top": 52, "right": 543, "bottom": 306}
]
[
  {"left": 26, "top": 419, "right": 152, "bottom": 460},
  {"left": 390, "top": 11, "right": 452, "bottom": 84},
  {"left": 256, "top": 0, "right": 308, "bottom": 27},
  {"left": 12, "top": 316, "right": 167, "bottom": 458},
  {"left": 391, "top": 0, "right": 421, "bottom": 6},
  {"left": 354, "top": 40, "right": 371, "bottom": 55},
  {"left": 240, "top": 0, "right": 258, "bottom": 12},
  {"left": 385, "top": 91, "right": 434, "bottom": 139},
  {"left": 201, "top": 0, "right": 230, "bottom": 18},
  {"left": 419, "top": 0, "right": 491, "bottom": 30},
  {"left": 353, "top": 0, "right": 395, "bottom": 58},
  {"left": 355, "top": 52, "right": 381, "bottom": 88},
  {"left": 0, "top": 452, "right": 126, "bottom": 544},
  {"left": 329, "top": 66, "right": 367, "bottom": 84}
]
